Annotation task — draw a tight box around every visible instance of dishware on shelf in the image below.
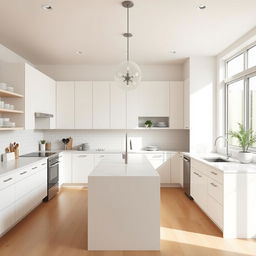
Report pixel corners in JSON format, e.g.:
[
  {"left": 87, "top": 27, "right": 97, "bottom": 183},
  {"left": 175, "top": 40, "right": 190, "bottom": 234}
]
[
  {"left": 0, "top": 100, "right": 4, "bottom": 108},
  {"left": 155, "top": 121, "right": 167, "bottom": 127},
  {"left": 7, "top": 86, "right": 14, "bottom": 92},
  {"left": 9, "top": 104, "right": 14, "bottom": 110},
  {"left": 4, "top": 103, "right": 10, "bottom": 109},
  {"left": 0, "top": 118, "right": 3, "bottom": 126},
  {"left": 0, "top": 83, "right": 7, "bottom": 90}
]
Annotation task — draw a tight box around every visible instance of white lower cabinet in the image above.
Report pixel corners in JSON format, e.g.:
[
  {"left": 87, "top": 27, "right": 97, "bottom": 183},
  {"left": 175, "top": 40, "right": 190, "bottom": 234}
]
[
  {"left": 191, "top": 167, "right": 207, "bottom": 212},
  {"left": 72, "top": 154, "right": 94, "bottom": 183},
  {"left": 0, "top": 160, "right": 47, "bottom": 237}
]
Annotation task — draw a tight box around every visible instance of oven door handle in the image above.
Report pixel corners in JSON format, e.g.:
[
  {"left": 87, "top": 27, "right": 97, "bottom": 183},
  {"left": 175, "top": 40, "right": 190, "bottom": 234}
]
[{"left": 49, "top": 161, "right": 59, "bottom": 168}]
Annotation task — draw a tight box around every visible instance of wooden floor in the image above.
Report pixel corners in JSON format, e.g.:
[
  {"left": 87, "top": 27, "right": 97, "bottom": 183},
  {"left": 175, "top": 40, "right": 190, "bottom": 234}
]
[{"left": 0, "top": 188, "right": 255, "bottom": 256}]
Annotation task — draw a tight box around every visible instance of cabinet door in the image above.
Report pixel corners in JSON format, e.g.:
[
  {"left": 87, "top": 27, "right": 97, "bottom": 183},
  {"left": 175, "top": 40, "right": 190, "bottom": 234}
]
[
  {"left": 127, "top": 88, "right": 139, "bottom": 129},
  {"left": 110, "top": 82, "right": 126, "bottom": 129},
  {"left": 157, "top": 159, "right": 171, "bottom": 184},
  {"left": 75, "top": 81, "right": 93, "bottom": 129},
  {"left": 93, "top": 82, "right": 110, "bottom": 129},
  {"left": 139, "top": 81, "right": 169, "bottom": 116},
  {"left": 191, "top": 168, "right": 207, "bottom": 212},
  {"left": 170, "top": 153, "right": 181, "bottom": 184},
  {"left": 72, "top": 154, "right": 94, "bottom": 183},
  {"left": 0, "top": 204, "right": 15, "bottom": 236},
  {"left": 169, "top": 81, "right": 184, "bottom": 129},
  {"left": 56, "top": 81, "right": 75, "bottom": 129},
  {"left": 60, "top": 152, "right": 72, "bottom": 184},
  {"left": 184, "top": 79, "right": 190, "bottom": 129}
]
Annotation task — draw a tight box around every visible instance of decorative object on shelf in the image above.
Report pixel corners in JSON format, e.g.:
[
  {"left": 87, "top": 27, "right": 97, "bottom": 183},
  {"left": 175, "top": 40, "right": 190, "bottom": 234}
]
[
  {"left": 62, "top": 137, "right": 73, "bottom": 150},
  {"left": 39, "top": 140, "right": 46, "bottom": 152},
  {"left": 156, "top": 121, "right": 167, "bottom": 128},
  {"left": 114, "top": 1, "right": 141, "bottom": 90},
  {"left": 144, "top": 120, "right": 153, "bottom": 128},
  {"left": 229, "top": 123, "right": 256, "bottom": 163}
]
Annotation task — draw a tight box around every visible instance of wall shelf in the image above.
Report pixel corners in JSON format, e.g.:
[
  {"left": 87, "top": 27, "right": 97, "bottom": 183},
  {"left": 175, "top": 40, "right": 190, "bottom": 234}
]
[
  {"left": 0, "top": 127, "right": 24, "bottom": 131},
  {"left": 0, "top": 109, "right": 24, "bottom": 114},
  {"left": 0, "top": 89, "right": 24, "bottom": 98}
]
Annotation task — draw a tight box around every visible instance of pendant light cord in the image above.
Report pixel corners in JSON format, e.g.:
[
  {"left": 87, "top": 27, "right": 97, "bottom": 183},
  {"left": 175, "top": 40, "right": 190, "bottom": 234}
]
[{"left": 127, "top": 6, "right": 130, "bottom": 62}]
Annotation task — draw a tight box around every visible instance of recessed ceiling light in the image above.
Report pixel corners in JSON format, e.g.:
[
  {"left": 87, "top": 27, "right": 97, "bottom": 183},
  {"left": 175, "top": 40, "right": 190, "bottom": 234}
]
[
  {"left": 198, "top": 4, "right": 206, "bottom": 10},
  {"left": 171, "top": 50, "right": 176, "bottom": 54},
  {"left": 76, "top": 51, "right": 83, "bottom": 55},
  {"left": 41, "top": 4, "right": 52, "bottom": 11}
]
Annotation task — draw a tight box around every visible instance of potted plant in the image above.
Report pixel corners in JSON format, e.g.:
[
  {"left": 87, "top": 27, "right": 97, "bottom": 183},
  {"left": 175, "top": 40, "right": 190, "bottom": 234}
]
[
  {"left": 39, "top": 140, "right": 46, "bottom": 152},
  {"left": 144, "top": 120, "right": 153, "bottom": 128},
  {"left": 229, "top": 123, "right": 256, "bottom": 163}
]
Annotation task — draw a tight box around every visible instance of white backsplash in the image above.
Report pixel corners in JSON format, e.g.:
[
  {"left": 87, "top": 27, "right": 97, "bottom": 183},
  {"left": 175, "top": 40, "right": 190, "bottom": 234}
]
[
  {"left": 0, "top": 130, "right": 43, "bottom": 155},
  {"left": 43, "top": 129, "right": 189, "bottom": 152}
]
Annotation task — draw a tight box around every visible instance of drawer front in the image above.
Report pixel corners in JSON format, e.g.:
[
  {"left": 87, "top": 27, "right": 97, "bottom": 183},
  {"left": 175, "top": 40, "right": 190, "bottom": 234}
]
[
  {"left": 207, "top": 178, "right": 223, "bottom": 205},
  {"left": 207, "top": 195, "right": 223, "bottom": 230},
  {"left": 0, "top": 184, "right": 15, "bottom": 210},
  {"left": 0, "top": 172, "right": 18, "bottom": 190},
  {"left": 207, "top": 167, "right": 223, "bottom": 184},
  {"left": 0, "top": 204, "right": 16, "bottom": 235}
]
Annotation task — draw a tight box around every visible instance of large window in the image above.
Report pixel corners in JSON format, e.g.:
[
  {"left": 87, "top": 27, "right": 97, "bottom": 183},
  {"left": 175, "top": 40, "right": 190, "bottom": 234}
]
[{"left": 225, "top": 42, "right": 256, "bottom": 146}]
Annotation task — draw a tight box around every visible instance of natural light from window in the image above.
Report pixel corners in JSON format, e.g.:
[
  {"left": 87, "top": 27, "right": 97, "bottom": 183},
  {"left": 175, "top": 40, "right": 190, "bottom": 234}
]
[
  {"left": 227, "top": 54, "right": 244, "bottom": 78},
  {"left": 248, "top": 46, "right": 256, "bottom": 68}
]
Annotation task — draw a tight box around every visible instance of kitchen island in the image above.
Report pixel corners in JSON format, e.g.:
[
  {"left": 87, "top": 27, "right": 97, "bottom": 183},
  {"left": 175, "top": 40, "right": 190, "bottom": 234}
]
[{"left": 88, "top": 154, "right": 160, "bottom": 251}]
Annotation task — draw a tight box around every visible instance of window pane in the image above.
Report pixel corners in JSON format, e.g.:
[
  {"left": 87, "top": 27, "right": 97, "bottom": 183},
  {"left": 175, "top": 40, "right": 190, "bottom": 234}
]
[
  {"left": 249, "top": 76, "right": 256, "bottom": 134},
  {"left": 248, "top": 46, "right": 256, "bottom": 68},
  {"left": 227, "top": 54, "right": 244, "bottom": 78},
  {"left": 227, "top": 80, "right": 244, "bottom": 146}
]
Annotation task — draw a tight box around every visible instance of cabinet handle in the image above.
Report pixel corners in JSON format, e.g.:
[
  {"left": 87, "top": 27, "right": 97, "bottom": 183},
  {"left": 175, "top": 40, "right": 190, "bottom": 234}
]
[
  {"left": 41, "top": 163, "right": 47, "bottom": 166},
  {"left": 32, "top": 166, "right": 38, "bottom": 170},
  {"left": 78, "top": 155, "right": 87, "bottom": 158},
  {"left": 3, "top": 178, "right": 12, "bottom": 183},
  {"left": 193, "top": 172, "right": 202, "bottom": 178},
  {"left": 210, "top": 182, "right": 217, "bottom": 187},
  {"left": 211, "top": 171, "right": 218, "bottom": 176},
  {"left": 20, "top": 171, "right": 27, "bottom": 175}
]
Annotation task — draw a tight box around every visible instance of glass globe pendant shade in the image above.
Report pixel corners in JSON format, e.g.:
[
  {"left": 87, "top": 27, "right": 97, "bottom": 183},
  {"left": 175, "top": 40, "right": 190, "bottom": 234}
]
[{"left": 115, "top": 60, "right": 142, "bottom": 90}]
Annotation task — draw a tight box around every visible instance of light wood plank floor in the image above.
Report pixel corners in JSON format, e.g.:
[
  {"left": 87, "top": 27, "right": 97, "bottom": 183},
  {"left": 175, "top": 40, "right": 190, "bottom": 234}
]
[{"left": 0, "top": 188, "right": 255, "bottom": 256}]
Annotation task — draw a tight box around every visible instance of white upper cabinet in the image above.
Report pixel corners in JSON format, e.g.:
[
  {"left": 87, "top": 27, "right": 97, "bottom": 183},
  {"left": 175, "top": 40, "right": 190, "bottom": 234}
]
[
  {"left": 184, "top": 79, "right": 190, "bottom": 129},
  {"left": 110, "top": 82, "right": 126, "bottom": 129},
  {"left": 25, "top": 64, "right": 56, "bottom": 129},
  {"left": 138, "top": 81, "right": 170, "bottom": 117},
  {"left": 75, "top": 81, "right": 93, "bottom": 129},
  {"left": 127, "top": 87, "right": 140, "bottom": 129},
  {"left": 169, "top": 81, "right": 184, "bottom": 129},
  {"left": 93, "top": 82, "right": 110, "bottom": 129},
  {"left": 56, "top": 81, "right": 75, "bottom": 129}
]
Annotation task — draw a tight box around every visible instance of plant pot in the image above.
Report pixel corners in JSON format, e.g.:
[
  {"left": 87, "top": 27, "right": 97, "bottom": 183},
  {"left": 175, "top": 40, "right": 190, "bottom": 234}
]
[
  {"left": 39, "top": 143, "right": 46, "bottom": 152},
  {"left": 237, "top": 152, "right": 253, "bottom": 164}
]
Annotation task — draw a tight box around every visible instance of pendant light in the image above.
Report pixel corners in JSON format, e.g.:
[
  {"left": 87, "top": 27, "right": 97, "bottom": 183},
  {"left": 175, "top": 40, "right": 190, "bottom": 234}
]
[{"left": 114, "top": 1, "right": 142, "bottom": 90}]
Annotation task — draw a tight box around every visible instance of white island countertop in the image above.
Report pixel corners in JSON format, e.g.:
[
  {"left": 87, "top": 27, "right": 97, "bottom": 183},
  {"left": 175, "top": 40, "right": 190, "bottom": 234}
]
[
  {"left": 0, "top": 157, "right": 46, "bottom": 177},
  {"left": 89, "top": 154, "right": 158, "bottom": 177}
]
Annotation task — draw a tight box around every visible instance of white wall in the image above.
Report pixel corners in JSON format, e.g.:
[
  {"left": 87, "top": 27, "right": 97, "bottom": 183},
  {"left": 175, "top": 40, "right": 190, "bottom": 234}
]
[
  {"left": 36, "top": 64, "right": 184, "bottom": 81},
  {"left": 43, "top": 129, "right": 189, "bottom": 152},
  {"left": 189, "top": 57, "right": 216, "bottom": 153},
  {"left": 0, "top": 130, "right": 43, "bottom": 155}
]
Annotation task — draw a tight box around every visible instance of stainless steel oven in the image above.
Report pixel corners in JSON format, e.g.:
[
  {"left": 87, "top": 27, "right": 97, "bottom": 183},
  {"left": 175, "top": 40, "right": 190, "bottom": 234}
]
[{"left": 46, "top": 154, "right": 59, "bottom": 201}]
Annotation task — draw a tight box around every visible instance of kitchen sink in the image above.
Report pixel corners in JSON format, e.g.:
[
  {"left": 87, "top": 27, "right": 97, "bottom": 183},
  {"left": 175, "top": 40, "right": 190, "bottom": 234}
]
[{"left": 203, "top": 157, "right": 230, "bottom": 163}]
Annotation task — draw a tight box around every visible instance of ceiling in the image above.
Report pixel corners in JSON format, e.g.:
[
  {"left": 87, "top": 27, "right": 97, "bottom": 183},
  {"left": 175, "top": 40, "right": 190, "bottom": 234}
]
[{"left": 0, "top": 0, "right": 255, "bottom": 65}]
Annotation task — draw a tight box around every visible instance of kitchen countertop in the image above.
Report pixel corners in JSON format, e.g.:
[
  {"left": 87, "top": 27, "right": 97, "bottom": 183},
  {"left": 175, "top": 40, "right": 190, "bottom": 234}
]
[
  {"left": 90, "top": 154, "right": 158, "bottom": 177},
  {"left": 0, "top": 157, "right": 46, "bottom": 177},
  {"left": 187, "top": 152, "right": 256, "bottom": 174}
]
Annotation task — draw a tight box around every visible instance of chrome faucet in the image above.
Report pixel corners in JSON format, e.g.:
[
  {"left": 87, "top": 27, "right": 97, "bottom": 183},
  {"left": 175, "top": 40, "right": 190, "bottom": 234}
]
[{"left": 214, "top": 135, "right": 231, "bottom": 159}]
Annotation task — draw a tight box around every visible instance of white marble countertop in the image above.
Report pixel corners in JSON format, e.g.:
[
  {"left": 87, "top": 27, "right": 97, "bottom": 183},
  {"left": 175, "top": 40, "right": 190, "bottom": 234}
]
[
  {"left": 187, "top": 152, "right": 256, "bottom": 174},
  {"left": 0, "top": 157, "right": 46, "bottom": 177},
  {"left": 89, "top": 154, "right": 158, "bottom": 177}
]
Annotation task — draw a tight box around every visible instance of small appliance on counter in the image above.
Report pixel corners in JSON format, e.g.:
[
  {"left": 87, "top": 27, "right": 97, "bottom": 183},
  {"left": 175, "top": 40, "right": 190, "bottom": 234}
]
[{"left": 21, "top": 152, "right": 59, "bottom": 201}]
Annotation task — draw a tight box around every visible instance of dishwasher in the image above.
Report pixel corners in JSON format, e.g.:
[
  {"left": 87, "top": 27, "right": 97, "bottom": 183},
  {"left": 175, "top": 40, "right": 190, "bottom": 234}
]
[{"left": 183, "top": 156, "right": 193, "bottom": 200}]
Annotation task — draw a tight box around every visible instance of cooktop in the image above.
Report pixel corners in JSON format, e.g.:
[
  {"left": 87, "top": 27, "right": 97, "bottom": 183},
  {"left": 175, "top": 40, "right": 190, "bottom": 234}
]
[{"left": 21, "top": 152, "right": 57, "bottom": 157}]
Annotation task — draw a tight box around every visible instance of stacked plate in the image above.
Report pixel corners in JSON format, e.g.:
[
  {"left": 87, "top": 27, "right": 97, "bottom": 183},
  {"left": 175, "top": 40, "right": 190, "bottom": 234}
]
[
  {"left": 155, "top": 122, "right": 167, "bottom": 128},
  {"left": 145, "top": 145, "right": 159, "bottom": 151}
]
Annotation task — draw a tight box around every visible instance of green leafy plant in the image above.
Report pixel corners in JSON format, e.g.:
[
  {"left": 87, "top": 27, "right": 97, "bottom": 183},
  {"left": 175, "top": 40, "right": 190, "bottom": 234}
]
[
  {"left": 229, "top": 123, "right": 256, "bottom": 152},
  {"left": 40, "top": 140, "right": 46, "bottom": 144},
  {"left": 145, "top": 120, "right": 153, "bottom": 128}
]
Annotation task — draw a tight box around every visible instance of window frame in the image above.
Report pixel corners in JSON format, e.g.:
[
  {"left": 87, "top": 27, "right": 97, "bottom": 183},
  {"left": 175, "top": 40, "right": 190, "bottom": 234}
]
[{"left": 224, "top": 41, "right": 256, "bottom": 149}]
